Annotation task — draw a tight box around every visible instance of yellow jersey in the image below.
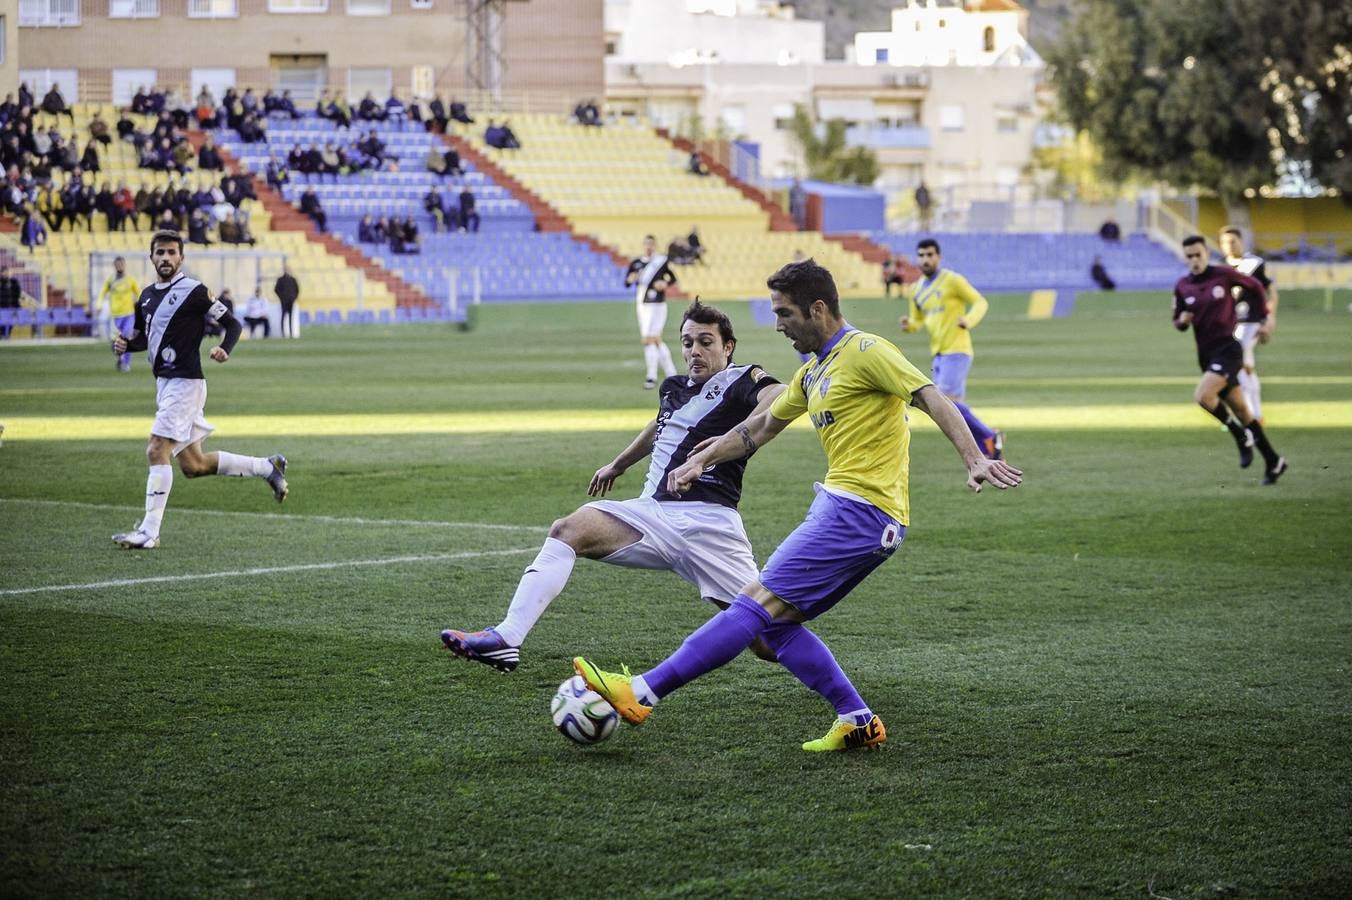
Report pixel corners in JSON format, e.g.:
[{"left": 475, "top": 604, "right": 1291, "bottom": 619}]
[
  {"left": 100, "top": 274, "right": 142, "bottom": 318},
  {"left": 901, "top": 269, "right": 989, "bottom": 357},
  {"left": 770, "top": 327, "right": 932, "bottom": 524}
]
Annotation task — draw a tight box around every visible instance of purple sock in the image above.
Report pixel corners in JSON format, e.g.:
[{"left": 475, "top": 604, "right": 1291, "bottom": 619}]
[
  {"left": 953, "top": 400, "right": 995, "bottom": 444},
  {"left": 762, "top": 622, "right": 867, "bottom": 716},
  {"left": 643, "top": 594, "right": 772, "bottom": 699}
]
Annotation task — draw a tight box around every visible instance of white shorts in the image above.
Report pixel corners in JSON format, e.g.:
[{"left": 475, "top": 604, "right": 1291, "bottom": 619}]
[
  {"left": 1234, "top": 322, "right": 1262, "bottom": 368},
  {"left": 636, "top": 299, "right": 668, "bottom": 339},
  {"left": 152, "top": 377, "right": 215, "bottom": 454},
  {"left": 586, "top": 496, "right": 758, "bottom": 603}
]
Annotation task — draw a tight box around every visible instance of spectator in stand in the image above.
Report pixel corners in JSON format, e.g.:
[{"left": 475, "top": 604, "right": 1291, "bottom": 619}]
[
  {"left": 299, "top": 186, "right": 327, "bottom": 232},
  {"left": 357, "top": 92, "right": 385, "bottom": 122},
  {"left": 320, "top": 142, "right": 345, "bottom": 178},
  {"left": 375, "top": 216, "right": 392, "bottom": 244},
  {"left": 164, "top": 89, "right": 190, "bottom": 130},
  {"left": 443, "top": 146, "right": 463, "bottom": 176},
  {"left": 154, "top": 207, "right": 178, "bottom": 234},
  {"left": 21, "top": 204, "right": 48, "bottom": 249},
  {"left": 132, "top": 86, "right": 153, "bottom": 115},
  {"left": 198, "top": 136, "right": 224, "bottom": 172},
  {"left": 687, "top": 151, "right": 708, "bottom": 176},
  {"left": 449, "top": 98, "right": 474, "bottom": 125},
  {"left": 111, "top": 182, "right": 136, "bottom": 231},
  {"left": 279, "top": 90, "right": 301, "bottom": 119},
  {"left": 287, "top": 143, "right": 308, "bottom": 173},
  {"left": 240, "top": 88, "right": 259, "bottom": 117},
  {"left": 42, "top": 84, "right": 76, "bottom": 122},
  {"left": 196, "top": 86, "right": 218, "bottom": 128},
  {"left": 266, "top": 155, "right": 289, "bottom": 191},
  {"left": 0, "top": 265, "right": 22, "bottom": 338},
  {"left": 424, "top": 185, "right": 448, "bottom": 232},
  {"left": 314, "top": 91, "right": 333, "bottom": 122},
  {"left": 384, "top": 92, "right": 407, "bottom": 126},
  {"left": 172, "top": 139, "right": 195, "bottom": 175},
  {"left": 574, "top": 99, "right": 602, "bottom": 127},
  {"left": 428, "top": 95, "right": 450, "bottom": 133},
  {"left": 95, "top": 181, "right": 114, "bottom": 229},
  {"left": 330, "top": 95, "right": 353, "bottom": 130},
  {"left": 134, "top": 181, "right": 155, "bottom": 228},
  {"left": 238, "top": 114, "right": 267, "bottom": 144},
  {"left": 686, "top": 226, "right": 705, "bottom": 264},
  {"left": 500, "top": 120, "right": 522, "bottom": 149},
  {"left": 457, "top": 186, "right": 480, "bottom": 232},
  {"left": 275, "top": 266, "right": 300, "bottom": 339},
  {"left": 80, "top": 138, "right": 102, "bottom": 174},
  {"left": 188, "top": 208, "right": 213, "bottom": 246},
  {"left": 146, "top": 86, "right": 167, "bottom": 115},
  {"left": 261, "top": 89, "right": 281, "bottom": 117},
  {"left": 36, "top": 182, "right": 62, "bottom": 231},
  {"left": 914, "top": 181, "right": 933, "bottom": 230},
  {"left": 269, "top": 90, "right": 301, "bottom": 120},
  {"left": 89, "top": 112, "right": 112, "bottom": 147},
  {"left": 1090, "top": 255, "right": 1116, "bottom": 291},
  {"left": 391, "top": 217, "right": 420, "bottom": 254},
  {"left": 220, "top": 211, "right": 256, "bottom": 246},
  {"left": 117, "top": 108, "right": 137, "bottom": 142},
  {"left": 1099, "top": 219, "right": 1121, "bottom": 242},
  {"left": 425, "top": 145, "right": 451, "bottom": 178},
  {"left": 358, "top": 214, "right": 381, "bottom": 243},
  {"left": 882, "top": 255, "right": 908, "bottom": 297},
  {"left": 243, "top": 285, "right": 270, "bottom": 338},
  {"left": 356, "top": 129, "right": 386, "bottom": 169}
]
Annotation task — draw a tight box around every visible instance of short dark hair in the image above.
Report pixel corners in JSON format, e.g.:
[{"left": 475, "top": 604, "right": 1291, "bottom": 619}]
[
  {"left": 643, "top": 234, "right": 656, "bottom": 242},
  {"left": 680, "top": 298, "right": 736, "bottom": 349},
  {"left": 149, "top": 229, "right": 183, "bottom": 254},
  {"left": 1220, "top": 226, "right": 1243, "bottom": 240},
  {"left": 1182, "top": 234, "right": 1207, "bottom": 249},
  {"left": 766, "top": 258, "right": 840, "bottom": 317},
  {"left": 917, "top": 238, "right": 941, "bottom": 254}
]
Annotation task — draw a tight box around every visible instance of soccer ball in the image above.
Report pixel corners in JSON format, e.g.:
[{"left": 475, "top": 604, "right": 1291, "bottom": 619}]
[{"left": 551, "top": 675, "right": 618, "bottom": 746}]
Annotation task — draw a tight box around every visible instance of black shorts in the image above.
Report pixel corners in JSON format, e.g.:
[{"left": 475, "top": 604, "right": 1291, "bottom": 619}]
[{"left": 1198, "top": 340, "right": 1243, "bottom": 387}]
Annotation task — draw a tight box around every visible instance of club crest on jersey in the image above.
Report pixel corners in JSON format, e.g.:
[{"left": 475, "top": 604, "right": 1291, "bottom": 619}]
[
  {"left": 1211, "top": 285, "right": 1225, "bottom": 299},
  {"left": 859, "top": 338, "right": 876, "bottom": 352},
  {"left": 818, "top": 376, "right": 831, "bottom": 398},
  {"left": 161, "top": 347, "right": 177, "bottom": 364},
  {"left": 704, "top": 383, "right": 722, "bottom": 401}
]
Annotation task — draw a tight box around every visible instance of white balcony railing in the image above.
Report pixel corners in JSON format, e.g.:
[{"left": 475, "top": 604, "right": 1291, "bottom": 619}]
[{"left": 19, "top": 0, "right": 81, "bottom": 27}]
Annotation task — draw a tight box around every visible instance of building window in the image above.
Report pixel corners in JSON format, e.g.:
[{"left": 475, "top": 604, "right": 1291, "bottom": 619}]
[
  {"left": 940, "top": 104, "right": 964, "bottom": 132},
  {"left": 875, "top": 47, "right": 888, "bottom": 64},
  {"left": 188, "top": 0, "right": 239, "bottom": 17},
  {"left": 18, "top": 0, "right": 80, "bottom": 26},
  {"left": 19, "top": 68, "right": 79, "bottom": 102},
  {"left": 0, "top": 17, "right": 5, "bottom": 63},
  {"left": 348, "top": 67, "right": 392, "bottom": 102},
  {"left": 983, "top": 26, "right": 996, "bottom": 53},
  {"left": 109, "top": 0, "right": 159, "bottom": 17},
  {"left": 269, "top": 0, "right": 327, "bottom": 12},
  {"left": 997, "top": 114, "right": 1018, "bottom": 133},
  {"left": 112, "top": 68, "right": 157, "bottom": 105},
  {"left": 772, "top": 103, "right": 795, "bottom": 130},
  {"left": 410, "top": 0, "right": 432, "bottom": 7},
  {"left": 411, "top": 65, "right": 434, "bottom": 98},
  {"left": 346, "top": 0, "right": 389, "bottom": 14}
]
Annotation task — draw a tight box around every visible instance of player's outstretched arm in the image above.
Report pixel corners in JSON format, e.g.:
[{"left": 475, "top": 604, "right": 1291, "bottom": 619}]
[
  {"left": 912, "top": 385, "right": 1022, "bottom": 493},
  {"left": 589, "top": 419, "right": 659, "bottom": 497},
  {"left": 666, "top": 405, "right": 790, "bottom": 495}
]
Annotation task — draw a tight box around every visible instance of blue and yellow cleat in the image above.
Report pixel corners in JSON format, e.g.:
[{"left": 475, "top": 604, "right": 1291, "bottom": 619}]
[
  {"left": 441, "top": 627, "right": 520, "bottom": 673},
  {"left": 572, "top": 657, "right": 651, "bottom": 725},
  {"left": 802, "top": 715, "right": 887, "bottom": 752}
]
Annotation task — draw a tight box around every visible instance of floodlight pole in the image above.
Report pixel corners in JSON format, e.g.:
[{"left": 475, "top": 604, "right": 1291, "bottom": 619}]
[{"left": 465, "top": 0, "right": 507, "bottom": 104}]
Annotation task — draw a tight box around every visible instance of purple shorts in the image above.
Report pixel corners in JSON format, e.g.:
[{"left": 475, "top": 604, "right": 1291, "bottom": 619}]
[
  {"left": 760, "top": 485, "right": 904, "bottom": 620},
  {"left": 932, "top": 352, "right": 973, "bottom": 398}
]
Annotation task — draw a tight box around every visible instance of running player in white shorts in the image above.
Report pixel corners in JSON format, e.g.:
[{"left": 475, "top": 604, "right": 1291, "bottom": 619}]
[
  {"left": 441, "top": 299, "right": 784, "bottom": 672},
  {"left": 109, "top": 230, "right": 289, "bottom": 550},
  {"left": 625, "top": 234, "right": 679, "bottom": 389},
  {"left": 1220, "top": 226, "right": 1278, "bottom": 421}
]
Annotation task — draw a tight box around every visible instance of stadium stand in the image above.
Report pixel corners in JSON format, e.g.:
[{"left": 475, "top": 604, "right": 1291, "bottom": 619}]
[{"left": 214, "top": 114, "right": 630, "bottom": 303}]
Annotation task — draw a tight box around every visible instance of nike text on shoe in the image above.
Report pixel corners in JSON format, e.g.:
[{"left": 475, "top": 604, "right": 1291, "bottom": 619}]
[
  {"left": 1262, "top": 457, "right": 1288, "bottom": 486},
  {"left": 112, "top": 528, "right": 159, "bottom": 550},
  {"left": 440, "top": 627, "right": 520, "bottom": 674},
  {"left": 1238, "top": 429, "right": 1255, "bottom": 469},
  {"left": 572, "top": 657, "right": 651, "bottom": 725},
  {"left": 802, "top": 715, "right": 888, "bottom": 752},
  {"left": 266, "top": 454, "right": 289, "bottom": 503}
]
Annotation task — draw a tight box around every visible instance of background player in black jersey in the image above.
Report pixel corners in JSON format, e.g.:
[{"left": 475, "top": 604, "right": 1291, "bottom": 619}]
[
  {"left": 624, "top": 234, "right": 678, "bottom": 389},
  {"left": 1173, "top": 235, "right": 1286, "bottom": 485},
  {"left": 110, "top": 230, "right": 289, "bottom": 549},
  {"left": 1219, "top": 226, "right": 1278, "bottom": 422},
  {"left": 442, "top": 300, "right": 789, "bottom": 672}
]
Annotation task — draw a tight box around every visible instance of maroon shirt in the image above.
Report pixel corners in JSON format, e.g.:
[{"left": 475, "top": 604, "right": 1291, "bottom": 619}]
[{"left": 1173, "top": 265, "right": 1267, "bottom": 353}]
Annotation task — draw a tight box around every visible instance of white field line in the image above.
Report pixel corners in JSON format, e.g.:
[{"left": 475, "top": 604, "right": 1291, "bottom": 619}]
[
  {"left": 0, "top": 548, "right": 536, "bottom": 598},
  {"left": 0, "top": 498, "right": 545, "bottom": 533}
]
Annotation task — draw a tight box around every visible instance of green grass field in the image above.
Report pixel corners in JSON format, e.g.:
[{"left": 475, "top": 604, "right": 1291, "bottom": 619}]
[{"left": 2, "top": 292, "right": 1350, "bottom": 898}]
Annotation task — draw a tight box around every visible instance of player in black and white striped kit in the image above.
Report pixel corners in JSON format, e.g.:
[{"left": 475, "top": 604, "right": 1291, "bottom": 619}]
[
  {"left": 625, "top": 234, "right": 679, "bottom": 389},
  {"left": 110, "top": 230, "right": 289, "bottom": 549},
  {"left": 442, "top": 300, "right": 784, "bottom": 672}
]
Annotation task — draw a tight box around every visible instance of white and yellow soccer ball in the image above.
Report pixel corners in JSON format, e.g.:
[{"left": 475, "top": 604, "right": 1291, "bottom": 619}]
[{"left": 551, "top": 675, "right": 618, "bottom": 746}]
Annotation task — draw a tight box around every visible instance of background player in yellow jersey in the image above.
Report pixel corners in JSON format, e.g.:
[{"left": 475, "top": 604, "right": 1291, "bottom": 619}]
[
  {"left": 573, "top": 258, "right": 1022, "bottom": 752},
  {"left": 899, "top": 238, "right": 1004, "bottom": 458},
  {"left": 99, "top": 256, "right": 141, "bottom": 372}
]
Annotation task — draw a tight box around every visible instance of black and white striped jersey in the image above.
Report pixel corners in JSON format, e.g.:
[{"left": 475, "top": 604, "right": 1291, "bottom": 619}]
[
  {"left": 642, "top": 363, "right": 780, "bottom": 509},
  {"left": 125, "top": 273, "right": 237, "bottom": 379},
  {"left": 1224, "top": 253, "right": 1272, "bottom": 324},
  {"left": 626, "top": 254, "right": 677, "bottom": 303}
]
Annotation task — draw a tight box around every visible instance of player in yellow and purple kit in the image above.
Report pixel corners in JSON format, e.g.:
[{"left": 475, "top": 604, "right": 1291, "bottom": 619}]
[
  {"left": 899, "top": 239, "right": 1004, "bottom": 458},
  {"left": 572, "top": 258, "right": 1022, "bottom": 751}
]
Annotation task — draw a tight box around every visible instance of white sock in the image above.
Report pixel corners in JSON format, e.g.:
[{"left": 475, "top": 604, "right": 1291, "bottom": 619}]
[
  {"left": 643, "top": 344, "right": 659, "bottom": 381},
  {"left": 631, "top": 674, "right": 658, "bottom": 708},
  {"left": 494, "top": 538, "right": 577, "bottom": 646},
  {"left": 1239, "top": 370, "right": 1262, "bottom": 420},
  {"left": 839, "top": 707, "right": 874, "bottom": 727},
  {"left": 140, "top": 464, "right": 173, "bottom": 538},
  {"left": 656, "top": 342, "right": 676, "bottom": 377},
  {"left": 216, "top": 451, "right": 272, "bottom": 477}
]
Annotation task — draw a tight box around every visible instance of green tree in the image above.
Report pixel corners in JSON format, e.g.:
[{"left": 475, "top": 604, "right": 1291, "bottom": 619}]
[
  {"left": 787, "top": 105, "right": 880, "bottom": 186},
  {"left": 1047, "top": 0, "right": 1351, "bottom": 214}
]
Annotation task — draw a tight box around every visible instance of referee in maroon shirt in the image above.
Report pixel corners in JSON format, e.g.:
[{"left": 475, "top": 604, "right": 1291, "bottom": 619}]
[{"left": 1173, "top": 235, "right": 1287, "bottom": 484}]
